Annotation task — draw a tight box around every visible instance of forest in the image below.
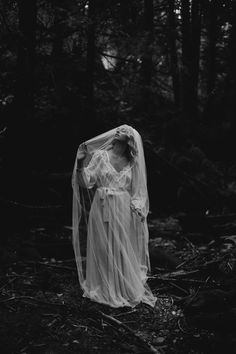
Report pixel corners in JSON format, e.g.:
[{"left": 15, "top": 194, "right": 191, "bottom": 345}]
[{"left": 1, "top": 0, "right": 236, "bottom": 353}]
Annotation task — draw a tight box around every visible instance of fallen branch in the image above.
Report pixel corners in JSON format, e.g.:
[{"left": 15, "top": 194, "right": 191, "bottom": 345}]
[
  {"left": 0, "top": 277, "right": 17, "bottom": 292},
  {"left": 35, "top": 261, "right": 76, "bottom": 272},
  {"left": 169, "top": 282, "right": 189, "bottom": 295},
  {"left": 0, "top": 295, "right": 66, "bottom": 307},
  {"left": 99, "top": 311, "right": 160, "bottom": 354},
  {"left": 19, "top": 260, "right": 76, "bottom": 272},
  {"left": 154, "top": 269, "right": 200, "bottom": 279},
  {"left": 0, "top": 126, "right": 7, "bottom": 136}
]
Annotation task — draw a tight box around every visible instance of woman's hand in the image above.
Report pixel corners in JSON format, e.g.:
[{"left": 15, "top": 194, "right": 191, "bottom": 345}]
[
  {"left": 77, "top": 143, "right": 87, "bottom": 161},
  {"left": 131, "top": 204, "right": 145, "bottom": 222},
  {"left": 136, "top": 208, "right": 145, "bottom": 222}
]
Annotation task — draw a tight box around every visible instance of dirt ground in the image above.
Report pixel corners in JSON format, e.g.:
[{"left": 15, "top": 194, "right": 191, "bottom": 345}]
[{"left": 1, "top": 217, "right": 236, "bottom": 354}]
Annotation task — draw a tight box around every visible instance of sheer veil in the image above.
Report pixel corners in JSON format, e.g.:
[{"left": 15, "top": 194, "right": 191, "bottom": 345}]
[{"left": 72, "top": 124, "right": 154, "bottom": 306}]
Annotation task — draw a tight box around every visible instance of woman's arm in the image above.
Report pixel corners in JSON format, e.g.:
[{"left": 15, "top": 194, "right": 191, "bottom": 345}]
[
  {"left": 130, "top": 167, "right": 148, "bottom": 222},
  {"left": 77, "top": 148, "right": 104, "bottom": 189}
]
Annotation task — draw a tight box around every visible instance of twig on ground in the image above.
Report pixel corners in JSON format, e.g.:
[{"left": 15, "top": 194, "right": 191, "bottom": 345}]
[
  {"left": 176, "top": 254, "right": 200, "bottom": 269},
  {"left": 23, "top": 261, "right": 76, "bottom": 272},
  {"left": 154, "top": 269, "right": 200, "bottom": 279},
  {"left": 182, "top": 236, "right": 200, "bottom": 254},
  {"left": 99, "top": 311, "right": 161, "bottom": 354},
  {"left": 0, "top": 296, "right": 66, "bottom": 308},
  {"left": 169, "top": 282, "right": 189, "bottom": 295},
  {"left": 0, "top": 127, "right": 7, "bottom": 136},
  {"left": 113, "top": 309, "right": 137, "bottom": 317},
  {"left": 0, "top": 277, "right": 17, "bottom": 292}
]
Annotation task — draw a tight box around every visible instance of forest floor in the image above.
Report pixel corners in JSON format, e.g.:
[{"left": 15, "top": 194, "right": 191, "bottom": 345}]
[{"left": 1, "top": 216, "right": 236, "bottom": 354}]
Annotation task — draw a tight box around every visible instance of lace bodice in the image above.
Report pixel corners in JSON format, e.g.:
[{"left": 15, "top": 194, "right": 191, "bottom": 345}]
[{"left": 83, "top": 150, "right": 132, "bottom": 191}]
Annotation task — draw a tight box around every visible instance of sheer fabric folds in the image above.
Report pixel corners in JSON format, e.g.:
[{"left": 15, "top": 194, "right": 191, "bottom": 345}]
[{"left": 72, "top": 125, "right": 157, "bottom": 308}]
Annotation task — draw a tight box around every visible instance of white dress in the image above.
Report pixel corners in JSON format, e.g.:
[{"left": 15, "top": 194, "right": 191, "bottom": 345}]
[{"left": 80, "top": 150, "right": 156, "bottom": 308}]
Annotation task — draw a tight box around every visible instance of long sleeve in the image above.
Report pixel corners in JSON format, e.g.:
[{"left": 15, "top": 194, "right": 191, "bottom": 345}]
[
  {"left": 130, "top": 164, "right": 149, "bottom": 218},
  {"left": 82, "top": 150, "right": 104, "bottom": 188}
]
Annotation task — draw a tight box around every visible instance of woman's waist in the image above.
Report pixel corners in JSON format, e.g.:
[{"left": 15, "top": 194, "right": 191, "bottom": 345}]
[
  {"left": 95, "top": 187, "right": 130, "bottom": 222},
  {"left": 97, "top": 186, "right": 129, "bottom": 195}
]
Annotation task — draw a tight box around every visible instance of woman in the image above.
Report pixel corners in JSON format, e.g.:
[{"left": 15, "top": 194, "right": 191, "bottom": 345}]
[{"left": 72, "top": 125, "right": 157, "bottom": 308}]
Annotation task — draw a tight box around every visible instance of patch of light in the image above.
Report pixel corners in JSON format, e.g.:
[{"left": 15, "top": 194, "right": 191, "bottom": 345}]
[
  {"left": 101, "top": 47, "right": 117, "bottom": 71},
  {"left": 175, "top": 8, "right": 181, "bottom": 20}
]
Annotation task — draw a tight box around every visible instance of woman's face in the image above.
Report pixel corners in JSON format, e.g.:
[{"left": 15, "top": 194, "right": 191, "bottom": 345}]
[{"left": 114, "top": 128, "right": 129, "bottom": 143}]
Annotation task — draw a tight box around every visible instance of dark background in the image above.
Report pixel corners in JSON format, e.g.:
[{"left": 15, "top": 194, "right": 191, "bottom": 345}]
[{"left": 1, "top": 0, "right": 236, "bottom": 218}]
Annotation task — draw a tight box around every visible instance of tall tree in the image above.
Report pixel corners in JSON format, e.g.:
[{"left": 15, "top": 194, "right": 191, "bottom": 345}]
[
  {"left": 228, "top": 0, "right": 236, "bottom": 120},
  {"left": 190, "top": 0, "right": 201, "bottom": 101},
  {"left": 205, "top": 0, "right": 218, "bottom": 96},
  {"left": 52, "top": 4, "right": 66, "bottom": 107},
  {"left": 139, "top": 0, "right": 154, "bottom": 117},
  {"left": 14, "top": 0, "right": 37, "bottom": 122},
  {"left": 167, "top": 0, "right": 180, "bottom": 107},
  {"left": 4, "top": 0, "right": 37, "bottom": 173},
  {"left": 229, "top": 0, "right": 236, "bottom": 90},
  {"left": 181, "top": 0, "right": 191, "bottom": 117},
  {"left": 180, "top": 0, "right": 202, "bottom": 120},
  {"left": 86, "top": 0, "right": 96, "bottom": 120},
  {"left": 52, "top": 7, "right": 64, "bottom": 58}
]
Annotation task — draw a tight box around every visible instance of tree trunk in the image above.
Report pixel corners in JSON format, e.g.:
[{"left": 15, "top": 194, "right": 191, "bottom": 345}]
[
  {"left": 4, "top": 0, "right": 36, "bottom": 173},
  {"left": 181, "top": 0, "right": 192, "bottom": 118},
  {"left": 228, "top": 0, "right": 236, "bottom": 127},
  {"left": 190, "top": 0, "right": 201, "bottom": 102},
  {"left": 139, "top": 0, "right": 154, "bottom": 117},
  {"left": 181, "top": 0, "right": 201, "bottom": 120},
  {"left": 205, "top": 0, "right": 218, "bottom": 96},
  {"left": 14, "top": 0, "right": 37, "bottom": 123},
  {"left": 52, "top": 8, "right": 64, "bottom": 58},
  {"left": 229, "top": 0, "right": 236, "bottom": 91},
  {"left": 86, "top": 0, "right": 96, "bottom": 122},
  {"left": 52, "top": 6, "right": 65, "bottom": 107},
  {"left": 167, "top": 0, "right": 180, "bottom": 107}
]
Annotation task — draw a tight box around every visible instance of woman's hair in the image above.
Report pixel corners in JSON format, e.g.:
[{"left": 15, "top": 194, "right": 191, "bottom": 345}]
[
  {"left": 126, "top": 134, "right": 138, "bottom": 162},
  {"left": 114, "top": 125, "right": 138, "bottom": 163}
]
